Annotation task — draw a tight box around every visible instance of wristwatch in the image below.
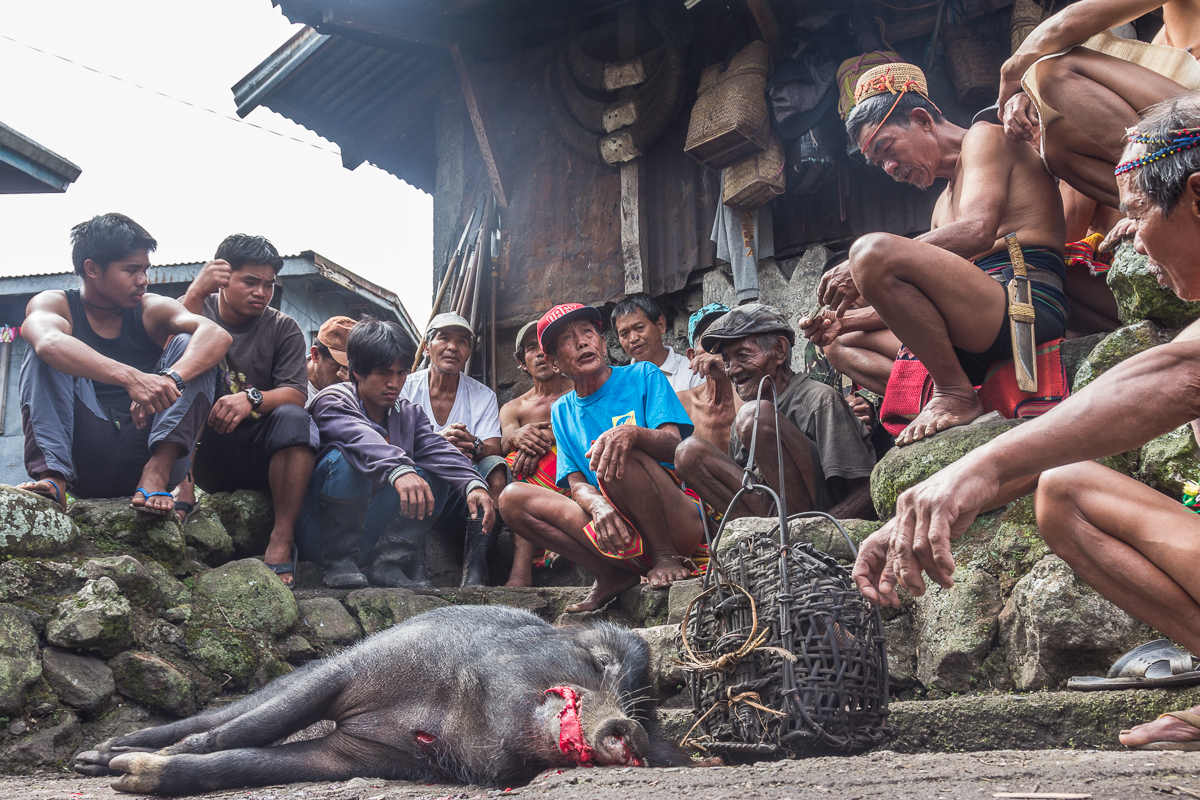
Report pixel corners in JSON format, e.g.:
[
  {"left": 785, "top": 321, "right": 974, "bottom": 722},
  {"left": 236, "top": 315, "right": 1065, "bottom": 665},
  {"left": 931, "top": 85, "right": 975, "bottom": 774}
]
[
  {"left": 244, "top": 387, "right": 264, "bottom": 410},
  {"left": 158, "top": 368, "right": 186, "bottom": 393},
  {"left": 472, "top": 436, "right": 483, "bottom": 458}
]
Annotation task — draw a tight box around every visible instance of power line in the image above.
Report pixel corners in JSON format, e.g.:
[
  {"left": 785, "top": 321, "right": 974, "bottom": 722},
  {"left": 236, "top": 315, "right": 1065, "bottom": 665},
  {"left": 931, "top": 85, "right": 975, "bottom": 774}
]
[{"left": 0, "top": 32, "right": 341, "bottom": 156}]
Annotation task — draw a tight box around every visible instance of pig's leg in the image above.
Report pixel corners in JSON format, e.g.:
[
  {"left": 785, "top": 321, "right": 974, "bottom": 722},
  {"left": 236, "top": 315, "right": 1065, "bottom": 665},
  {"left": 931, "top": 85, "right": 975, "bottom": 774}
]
[{"left": 107, "top": 730, "right": 404, "bottom": 795}]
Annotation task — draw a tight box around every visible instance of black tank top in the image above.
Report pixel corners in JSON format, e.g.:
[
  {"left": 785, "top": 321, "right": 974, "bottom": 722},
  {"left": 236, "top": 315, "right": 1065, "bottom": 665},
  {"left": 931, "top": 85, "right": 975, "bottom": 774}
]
[{"left": 65, "top": 289, "right": 163, "bottom": 411}]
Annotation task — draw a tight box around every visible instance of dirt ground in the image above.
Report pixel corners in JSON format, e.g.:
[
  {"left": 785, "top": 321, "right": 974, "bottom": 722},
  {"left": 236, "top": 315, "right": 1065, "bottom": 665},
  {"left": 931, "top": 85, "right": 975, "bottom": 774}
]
[{"left": 5, "top": 749, "right": 1200, "bottom": 800}]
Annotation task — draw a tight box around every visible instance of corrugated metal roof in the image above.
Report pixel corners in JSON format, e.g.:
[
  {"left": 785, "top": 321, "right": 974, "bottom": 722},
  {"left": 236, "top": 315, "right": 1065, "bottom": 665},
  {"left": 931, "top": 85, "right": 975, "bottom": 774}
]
[
  {"left": 233, "top": 27, "right": 450, "bottom": 193},
  {"left": 0, "top": 120, "right": 81, "bottom": 194}
]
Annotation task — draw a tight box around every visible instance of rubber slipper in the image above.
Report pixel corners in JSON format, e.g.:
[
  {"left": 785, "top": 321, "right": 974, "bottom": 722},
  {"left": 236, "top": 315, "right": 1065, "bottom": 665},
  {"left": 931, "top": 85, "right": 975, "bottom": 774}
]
[
  {"left": 266, "top": 544, "right": 298, "bottom": 591},
  {"left": 130, "top": 488, "right": 173, "bottom": 517},
  {"left": 173, "top": 500, "right": 195, "bottom": 526},
  {"left": 19, "top": 478, "right": 66, "bottom": 511},
  {"left": 1069, "top": 639, "right": 1200, "bottom": 691},
  {"left": 1126, "top": 709, "right": 1200, "bottom": 750}
]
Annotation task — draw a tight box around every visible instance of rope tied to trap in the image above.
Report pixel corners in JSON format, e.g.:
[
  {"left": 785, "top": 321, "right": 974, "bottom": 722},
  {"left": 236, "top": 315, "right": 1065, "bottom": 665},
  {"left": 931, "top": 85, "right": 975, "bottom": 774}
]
[{"left": 675, "top": 581, "right": 798, "bottom": 675}]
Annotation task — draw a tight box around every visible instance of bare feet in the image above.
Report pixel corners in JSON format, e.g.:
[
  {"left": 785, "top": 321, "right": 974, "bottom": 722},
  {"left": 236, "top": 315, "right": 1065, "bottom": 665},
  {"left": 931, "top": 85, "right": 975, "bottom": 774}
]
[
  {"left": 1119, "top": 708, "right": 1200, "bottom": 748},
  {"left": 264, "top": 536, "right": 295, "bottom": 588},
  {"left": 646, "top": 554, "right": 694, "bottom": 589},
  {"left": 16, "top": 475, "right": 67, "bottom": 511},
  {"left": 130, "top": 488, "right": 174, "bottom": 516},
  {"left": 171, "top": 473, "right": 196, "bottom": 525},
  {"left": 896, "top": 388, "right": 986, "bottom": 447},
  {"left": 131, "top": 448, "right": 181, "bottom": 517},
  {"left": 505, "top": 573, "right": 533, "bottom": 588},
  {"left": 565, "top": 573, "right": 640, "bottom": 613}
]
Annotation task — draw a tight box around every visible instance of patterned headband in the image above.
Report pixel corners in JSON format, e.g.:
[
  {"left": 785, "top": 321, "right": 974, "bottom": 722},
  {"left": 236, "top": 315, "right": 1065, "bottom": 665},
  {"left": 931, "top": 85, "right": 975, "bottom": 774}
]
[{"left": 1114, "top": 127, "right": 1200, "bottom": 176}]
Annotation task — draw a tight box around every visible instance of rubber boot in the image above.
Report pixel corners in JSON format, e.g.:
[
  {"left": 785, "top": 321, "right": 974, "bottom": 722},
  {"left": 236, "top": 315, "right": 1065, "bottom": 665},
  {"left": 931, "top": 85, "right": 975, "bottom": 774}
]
[
  {"left": 460, "top": 519, "right": 492, "bottom": 587},
  {"left": 368, "top": 514, "right": 434, "bottom": 589},
  {"left": 319, "top": 496, "right": 368, "bottom": 589}
]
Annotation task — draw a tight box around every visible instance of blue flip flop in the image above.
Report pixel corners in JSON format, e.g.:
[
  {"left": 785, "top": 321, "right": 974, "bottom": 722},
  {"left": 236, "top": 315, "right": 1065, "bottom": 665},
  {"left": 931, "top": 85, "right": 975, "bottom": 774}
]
[
  {"left": 266, "top": 543, "right": 298, "bottom": 591},
  {"left": 130, "top": 488, "right": 174, "bottom": 517}
]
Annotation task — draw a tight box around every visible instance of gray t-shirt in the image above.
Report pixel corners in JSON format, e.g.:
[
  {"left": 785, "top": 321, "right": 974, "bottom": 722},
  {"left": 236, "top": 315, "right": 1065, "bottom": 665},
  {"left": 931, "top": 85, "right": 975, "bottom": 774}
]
[
  {"left": 729, "top": 372, "right": 875, "bottom": 509},
  {"left": 202, "top": 295, "right": 307, "bottom": 397}
]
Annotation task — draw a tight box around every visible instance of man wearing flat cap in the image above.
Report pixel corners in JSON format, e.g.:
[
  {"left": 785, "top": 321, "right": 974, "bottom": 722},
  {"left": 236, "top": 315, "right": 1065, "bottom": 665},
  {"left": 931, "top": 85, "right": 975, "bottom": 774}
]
[
  {"left": 401, "top": 312, "right": 504, "bottom": 586},
  {"left": 499, "top": 303, "right": 711, "bottom": 612},
  {"left": 675, "top": 303, "right": 876, "bottom": 519},
  {"left": 306, "top": 315, "right": 353, "bottom": 404}
]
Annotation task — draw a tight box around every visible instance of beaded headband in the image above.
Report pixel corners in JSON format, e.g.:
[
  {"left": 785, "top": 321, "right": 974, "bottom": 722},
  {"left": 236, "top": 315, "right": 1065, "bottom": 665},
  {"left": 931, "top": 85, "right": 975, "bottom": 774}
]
[
  {"left": 852, "top": 64, "right": 942, "bottom": 154},
  {"left": 1114, "top": 127, "right": 1200, "bottom": 176}
]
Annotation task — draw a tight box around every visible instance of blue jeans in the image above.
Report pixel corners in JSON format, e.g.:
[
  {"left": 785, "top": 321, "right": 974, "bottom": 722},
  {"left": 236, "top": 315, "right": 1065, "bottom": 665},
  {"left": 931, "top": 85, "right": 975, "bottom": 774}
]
[{"left": 295, "top": 448, "right": 452, "bottom": 564}]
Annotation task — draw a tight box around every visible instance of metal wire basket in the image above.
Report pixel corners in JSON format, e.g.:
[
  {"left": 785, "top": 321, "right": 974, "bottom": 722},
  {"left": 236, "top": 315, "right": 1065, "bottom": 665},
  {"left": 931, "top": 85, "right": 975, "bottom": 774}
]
[{"left": 678, "top": 379, "right": 893, "bottom": 761}]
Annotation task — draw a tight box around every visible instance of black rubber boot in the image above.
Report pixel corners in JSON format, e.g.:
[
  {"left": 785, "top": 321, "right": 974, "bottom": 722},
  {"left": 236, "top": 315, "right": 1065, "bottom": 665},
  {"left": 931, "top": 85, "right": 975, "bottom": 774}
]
[
  {"left": 368, "top": 515, "right": 434, "bottom": 589},
  {"left": 460, "top": 518, "right": 492, "bottom": 587},
  {"left": 319, "top": 496, "right": 368, "bottom": 589}
]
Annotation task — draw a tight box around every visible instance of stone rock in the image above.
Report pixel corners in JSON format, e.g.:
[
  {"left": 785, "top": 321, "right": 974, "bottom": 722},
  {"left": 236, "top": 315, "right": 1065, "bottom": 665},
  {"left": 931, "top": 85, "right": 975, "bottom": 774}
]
[
  {"left": 1059, "top": 332, "right": 1106, "bottom": 386},
  {"left": 0, "top": 485, "right": 79, "bottom": 557},
  {"left": 881, "top": 603, "right": 919, "bottom": 692},
  {"left": 0, "top": 559, "right": 79, "bottom": 605},
  {"left": 182, "top": 625, "right": 264, "bottom": 687},
  {"left": 41, "top": 646, "right": 115, "bottom": 714},
  {"left": 1136, "top": 424, "right": 1200, "bottom": 496},
  {"left": 714, "top": 516, "right": 881, "bottom": 564},
  {"left": 666, "top": 579, "right": 703, "bottom": 625},
  {"left": 1000, "top": 555, "right": 1154, "bottom": 691},
  {"left": 77, "top": 555, "right": 164, "bottom": 609},
  {"left": 1107, "top": 239, "right": 1200, "bottom": 328},
  {"left": 871, "top": 416, "right": 1024, "bottom": 518},
  {"left": 195, "top": 558, "right": 298, "bottom": 636},
  {"left": 0, "top": 604, "right": 42, "bottom": 714},
  {"left": 182, "top": 508, "right": 235, "bottom": 566},
  {"left": 140, "top": 559, "right": 192, "bottom": 608},
  {"left": 343, "top": 588, "right": 450, "bottom": 635},
  {"left": 618, "top": 584, "right": 669, "bottom": 627},
  {"left": 297, "top": 597, "right": 362, "bottom": 648},
  {"left": 913, "top": 566, "right": 1003, "bottom": 694},
  {"left": 1071, "top": 320, "right": 1175, "bottom": 392},
  {"left": 108, "top": 651, "right": 196, "bottom": 717},
  {"left": 69, "top": 498, "right": 186, "bottom": 567},
  {"left": 279, "top": 634, "right": 318, "bottom": 664},
  {"left": 0, "top": 709, "right": 81, "bottom": 770},
  {"left": 161, "top": 605, "right": 191, "bottom": 624},
  {"left": 634, "top": 625, "right": 686, "bottom": 696},
  {"left": 45, "top": 577, "right": 133, "bottom": 657},
  {"left": 200, "top": 490, "right": 273, "bottom": 558},
  {"left": 943, "top": 497, "right": 1050, "bottom": 596}
]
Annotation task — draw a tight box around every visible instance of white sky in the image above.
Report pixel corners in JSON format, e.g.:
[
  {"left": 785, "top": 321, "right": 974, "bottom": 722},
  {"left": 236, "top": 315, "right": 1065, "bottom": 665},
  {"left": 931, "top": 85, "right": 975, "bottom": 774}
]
[{"left": 0, "top": 0, "right": 433, "bottom": 324}]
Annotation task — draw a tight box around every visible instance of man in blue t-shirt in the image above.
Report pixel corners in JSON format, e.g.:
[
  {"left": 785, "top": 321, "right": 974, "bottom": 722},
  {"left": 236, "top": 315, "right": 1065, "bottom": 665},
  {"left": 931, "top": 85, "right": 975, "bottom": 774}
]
[{"left": 498, "top": 303, "right": 708, "bottom": 613}]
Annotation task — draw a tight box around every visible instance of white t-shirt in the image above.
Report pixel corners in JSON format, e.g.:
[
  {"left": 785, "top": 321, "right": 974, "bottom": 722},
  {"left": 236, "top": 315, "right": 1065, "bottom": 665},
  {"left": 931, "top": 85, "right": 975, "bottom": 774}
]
[
  {"left": 401, "top": 368, "right": 503, "bottom": 440},
  {"left": 656, "top": 346, "right": 704, "bottom": 393}
]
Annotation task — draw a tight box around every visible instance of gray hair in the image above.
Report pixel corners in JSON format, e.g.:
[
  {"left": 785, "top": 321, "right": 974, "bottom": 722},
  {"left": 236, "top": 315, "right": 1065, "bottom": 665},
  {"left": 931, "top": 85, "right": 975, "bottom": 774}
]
[
  {"left": 753, "top": 332, "right": 792, "bottom": 362},
  {"left": 845, "top": 90, "right": 944, "bottom": 150},
  {"left": 1125, "top": 95, "right": 1200, "bottom": 215}
]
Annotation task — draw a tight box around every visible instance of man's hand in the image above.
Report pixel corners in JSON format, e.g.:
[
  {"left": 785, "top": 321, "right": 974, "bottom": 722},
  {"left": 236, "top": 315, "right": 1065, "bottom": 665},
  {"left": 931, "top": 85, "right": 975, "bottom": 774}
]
[
  {"left": 688, "top": 351, "right": 726, "bottom": 382},
  {"left": 588, "top": 497, "right": 634, "bottom": 555},
  {"left": 510, "top": 421, "right": 553, "bottom": 457},
  {"left": 208, "top": 392, "right": 253, "bottom": 435},
  {"left": 587, "top": 425, "right": 640, "bottom": 482},
  {"left": 466, "top": 487, "right": 496, "bottom": 532},
  {"left": 130, "top": 402, "right": 149, "bottom": 430},
  {"left": 1001, "top": 92, "right": 1040, "bottom": 144},
  {"left": 998, "top": 55, "right": 1034, "bottom": 113},
  {"left": 441, "top": 422, "right": 476, "bottom": 458},
  {"left": 1099, "top": 217, "right": 1138, "bottom": 253},
  {"left": 192, "top": 259, "right": 233, "bottom": 298},
  {"left": 125, "top": 372, "right": 181, "bottom": 415},
  {"left": 817, "top": 262, "right": 861, "bottom": 317},
  {"left": 393, "top": 472, "right": 436, "bottom": 520},
  {"left": 848, "top": 394, "right": 874, "bottom": 427},
  {"left": 510, "top": 450, "right": 539, "bottom": 480},
  {"left": 799, "top": 308, "right": 843, "bottom": 347},
  {"left": 852, "top": 528, "right": 901, "bottom": 606}
]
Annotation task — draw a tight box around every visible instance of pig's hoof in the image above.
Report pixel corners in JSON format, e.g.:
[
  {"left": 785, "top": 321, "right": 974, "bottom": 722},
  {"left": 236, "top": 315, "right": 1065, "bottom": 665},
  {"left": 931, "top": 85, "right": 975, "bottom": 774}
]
[
  {"left": 73, "top": 739, "right": 153, "bottom": 777},
  {"left": 109, "top": 752, "right": 171, "bottom": 794}
]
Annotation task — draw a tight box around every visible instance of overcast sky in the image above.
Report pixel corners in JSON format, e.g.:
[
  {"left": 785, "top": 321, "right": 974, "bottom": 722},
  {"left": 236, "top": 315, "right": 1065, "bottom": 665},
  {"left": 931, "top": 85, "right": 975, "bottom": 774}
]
[{"left": 0, "top": 0, "right": 433, "bottom": 324}]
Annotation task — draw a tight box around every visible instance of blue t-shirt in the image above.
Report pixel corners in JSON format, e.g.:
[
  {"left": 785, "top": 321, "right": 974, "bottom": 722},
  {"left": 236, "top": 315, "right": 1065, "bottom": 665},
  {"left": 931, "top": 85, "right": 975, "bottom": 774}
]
[{"left": 552, "top": 361, "right": 694, "bottom": 488}]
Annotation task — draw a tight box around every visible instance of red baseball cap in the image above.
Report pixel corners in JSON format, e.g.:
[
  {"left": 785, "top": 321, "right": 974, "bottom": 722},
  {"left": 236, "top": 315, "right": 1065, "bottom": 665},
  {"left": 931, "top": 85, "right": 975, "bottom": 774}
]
[{"left": 537, "top": 303, "right": 602, "bottom": 353}]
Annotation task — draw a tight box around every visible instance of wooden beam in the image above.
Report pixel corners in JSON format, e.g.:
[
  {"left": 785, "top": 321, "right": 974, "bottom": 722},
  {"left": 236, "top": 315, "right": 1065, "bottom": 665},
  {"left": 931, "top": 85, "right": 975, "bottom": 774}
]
[
  {"left": 617, "top": 2, "right": 646, "bottom": 295},
  {"left": 744, "top": 0, "right": 782, "bottom": 62},
  {"left": 883, "top": 0, "right": 1014, "bottom": 43},
  {"left": 451, "top": 45, "right": 508, "bottom": 208}
]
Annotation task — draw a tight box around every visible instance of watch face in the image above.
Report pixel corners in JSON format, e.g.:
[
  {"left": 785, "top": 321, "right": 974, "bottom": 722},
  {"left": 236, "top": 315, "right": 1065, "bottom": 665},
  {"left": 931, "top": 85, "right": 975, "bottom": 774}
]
[{"left": 248, "top": 388, "right": 263, "bottom": 404}]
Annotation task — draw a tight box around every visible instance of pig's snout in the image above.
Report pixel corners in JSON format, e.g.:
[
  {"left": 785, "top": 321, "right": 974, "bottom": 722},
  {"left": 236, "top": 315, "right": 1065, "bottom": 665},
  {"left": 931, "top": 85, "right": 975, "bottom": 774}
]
[{"left": 590, "top": 716, "right": 649, "bottom": 767}]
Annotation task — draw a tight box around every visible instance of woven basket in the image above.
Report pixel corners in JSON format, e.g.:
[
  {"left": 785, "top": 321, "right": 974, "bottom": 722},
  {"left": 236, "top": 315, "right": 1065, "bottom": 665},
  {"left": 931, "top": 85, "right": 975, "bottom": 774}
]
[
  {"left": 785, "top": 119, "right": 837, "bottom": 195},
  {"left": 723, "top": 130, "right": 785, "bottom": 210},
  {"left": 1010, "top": 0, "right": 1046, "bottom": 54},
  {"left": 685, "top": 41, "right": 771, "bottom": 170},
  {"left": 943, "top": 25, "right": 1001, "bottom": 104}
]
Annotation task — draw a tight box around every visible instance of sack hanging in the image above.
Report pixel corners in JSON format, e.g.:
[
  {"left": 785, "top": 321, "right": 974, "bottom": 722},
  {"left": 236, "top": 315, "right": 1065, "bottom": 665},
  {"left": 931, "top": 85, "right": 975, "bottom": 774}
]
[
  {"left": 722, "top": 129, "right": 786, "bottom": 210},
  {"left": 685, "top": 41, "right": 772, "bottom": 170}
]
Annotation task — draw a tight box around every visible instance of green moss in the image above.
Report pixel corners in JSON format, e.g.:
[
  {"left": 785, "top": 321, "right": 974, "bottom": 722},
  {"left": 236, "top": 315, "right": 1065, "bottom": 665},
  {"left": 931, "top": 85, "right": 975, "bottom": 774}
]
[{"left": 182, "top": 624, "right": 263, "bottom": 687}]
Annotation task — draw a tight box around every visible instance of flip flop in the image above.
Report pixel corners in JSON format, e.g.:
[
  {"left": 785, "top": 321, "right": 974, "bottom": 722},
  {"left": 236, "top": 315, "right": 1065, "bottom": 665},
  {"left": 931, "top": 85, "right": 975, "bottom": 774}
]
[
  {"left": 1069, "top": 639, "right": 1200, "bottom": 691},
  {"left": 266, "top": 543, "right": 298, "bottom": 591},
  {"left": 130, "top": 488, "right": 174, "bottom": 517},
  {"left": 19, "top": 477, "right": 66, "bottom": 511},
  {"left": 1126, "top": 709, "right": 1200, "bottom": 751},
  {"left": 173, "top": 500, "right": 195, "bottom": 526}
]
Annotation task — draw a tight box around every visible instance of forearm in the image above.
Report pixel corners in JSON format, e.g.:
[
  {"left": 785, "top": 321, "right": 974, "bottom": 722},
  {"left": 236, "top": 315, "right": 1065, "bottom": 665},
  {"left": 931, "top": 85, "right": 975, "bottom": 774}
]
[
  {"left": 258, "top": 387, "right": 306, "bottom": 414},
  {"left": 917, "top": 220, "right": 995, "bottom": 260},
  {"left": 839, "top": 308, "right": 887, "bottom": 334},
  {"left": 635, "top": 427, "right": 682, "bottom": 463},
  {"left": 178, "top": 287, "right": 209, "bottom": 316},
  {"left": 33, "top": 334, "right": 138, "bottom": 387},
  {"left": 169, "top": 326, "right": 231, "bottom": 383},
  {"left": 1015, "top": 1, "right": 1151, "bottom": 64},
  {"left": 571, "top": 482, "right": 608, "bottom": 516},
  {"left": 480, "top": 437, "right": 502, "bottom": 459}
]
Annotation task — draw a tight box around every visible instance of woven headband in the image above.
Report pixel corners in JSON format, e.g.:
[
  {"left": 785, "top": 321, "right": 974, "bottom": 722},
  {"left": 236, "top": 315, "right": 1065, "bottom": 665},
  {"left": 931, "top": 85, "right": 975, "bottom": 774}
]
[
  {"left": 1115, "top": 127, "right": 1200, "bottom": 176},
  {"left": 854, "top": 69, "right": 942, "bottom": 153}
]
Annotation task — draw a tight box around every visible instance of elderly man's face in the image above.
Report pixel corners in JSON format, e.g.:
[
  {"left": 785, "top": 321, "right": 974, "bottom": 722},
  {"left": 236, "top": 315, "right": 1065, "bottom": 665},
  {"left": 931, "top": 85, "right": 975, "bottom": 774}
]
[
  {"left": 546, "top": 319, "right": 606, "bottom": 380},
  {"left": 720, "top": 335, "right": 788, "bottom": 401},
  {"left": 520, "top": 330, "right": 558, "bottom": 381},
  {"left": 1118, "top": 171, "right": 1200, "bottom": 301},
  {"left": 310, "top": 346, "right": 348, "bottom": 391},
  {"left": 429, "top": 328, "right": 473, "bottom": 373},
  {"left": 857, "top": 110, "right": 940, "bottom": 190}
]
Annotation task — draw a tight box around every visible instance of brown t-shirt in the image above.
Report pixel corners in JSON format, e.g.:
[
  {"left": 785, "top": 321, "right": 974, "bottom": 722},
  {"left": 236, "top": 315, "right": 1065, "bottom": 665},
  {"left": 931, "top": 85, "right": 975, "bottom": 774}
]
[
  {"left": 202, "top": 295, "right": 307, "bottom": 396},
  {"left": 729, "top": 372, "right": 875, "bottom": 509}
]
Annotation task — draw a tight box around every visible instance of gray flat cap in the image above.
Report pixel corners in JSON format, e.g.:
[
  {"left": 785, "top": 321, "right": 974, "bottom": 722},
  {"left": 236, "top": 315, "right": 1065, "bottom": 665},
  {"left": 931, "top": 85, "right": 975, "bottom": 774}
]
[{"left": 699, "top": 303, "right": 795, "bottom": 354}]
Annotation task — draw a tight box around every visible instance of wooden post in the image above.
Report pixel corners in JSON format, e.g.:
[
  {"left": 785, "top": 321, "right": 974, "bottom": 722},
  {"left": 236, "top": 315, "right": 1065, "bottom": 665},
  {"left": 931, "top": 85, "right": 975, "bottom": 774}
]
[
  {"left": 618, "top": 2, "right": 647, "bottom": 295},
  {"left": 451, "top": 45, "right": 509, "bottom": 208},
  {"left": 744, "top": 0, "right": 782, "bottom": 62}
]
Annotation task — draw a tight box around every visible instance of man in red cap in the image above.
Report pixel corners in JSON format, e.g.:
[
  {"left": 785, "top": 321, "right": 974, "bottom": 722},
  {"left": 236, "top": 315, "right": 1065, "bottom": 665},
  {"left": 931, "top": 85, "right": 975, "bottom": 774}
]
[
  {"left": 307, "top": 316, "right": 353, "bottom": 403},
  {"left": 499, "top": 303, "right": 709, "bottom": 612}
]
